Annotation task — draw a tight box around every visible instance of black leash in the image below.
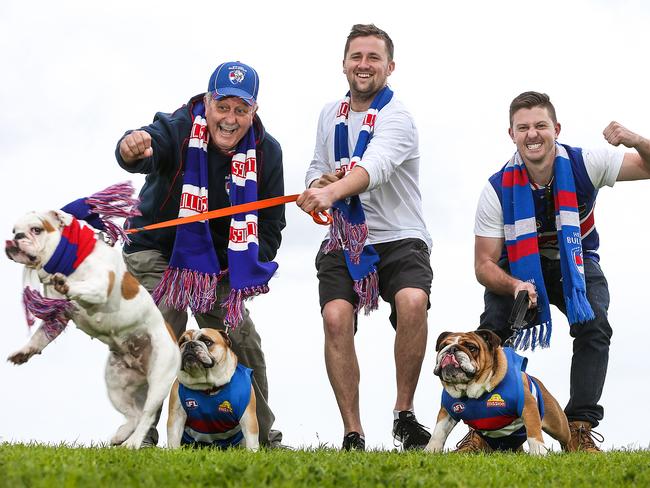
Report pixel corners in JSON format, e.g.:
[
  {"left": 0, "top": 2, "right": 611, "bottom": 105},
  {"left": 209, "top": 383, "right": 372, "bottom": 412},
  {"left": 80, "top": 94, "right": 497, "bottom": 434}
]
[{"left": 504, "top": 290, "right": 538, "bottom": 347}]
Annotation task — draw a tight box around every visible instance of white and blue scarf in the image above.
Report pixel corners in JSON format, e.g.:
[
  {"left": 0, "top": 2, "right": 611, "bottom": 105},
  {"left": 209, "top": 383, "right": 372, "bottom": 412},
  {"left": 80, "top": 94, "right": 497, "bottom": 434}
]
[
  {"left": 152, "top": 101, "right": 277, "bottom": 327},
  {"left": 323, "top": 86, "right": 393, "bottom": 314}
]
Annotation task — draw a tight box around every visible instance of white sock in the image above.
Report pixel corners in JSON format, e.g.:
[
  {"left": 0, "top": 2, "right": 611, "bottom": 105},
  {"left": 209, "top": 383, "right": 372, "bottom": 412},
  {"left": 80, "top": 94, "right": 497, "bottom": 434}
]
[{"left": 394, "top": 408, "right": 414, "bottom": 420}]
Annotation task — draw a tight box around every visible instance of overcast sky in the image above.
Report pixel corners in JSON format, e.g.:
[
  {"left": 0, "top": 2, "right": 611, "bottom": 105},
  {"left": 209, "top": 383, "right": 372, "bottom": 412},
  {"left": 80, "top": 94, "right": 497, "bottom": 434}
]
[{"left": 1, "top": 0, "right": 649, "bottom": 451}]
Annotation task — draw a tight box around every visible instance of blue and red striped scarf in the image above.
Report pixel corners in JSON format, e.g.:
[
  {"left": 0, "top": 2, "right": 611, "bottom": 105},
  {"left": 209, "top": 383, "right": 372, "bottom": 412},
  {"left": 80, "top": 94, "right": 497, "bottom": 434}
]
[
  {"left": 152, "top": 101, "right": 277, "bottom": 327},
  {"left": 43, "top": 216, "right": 97, "bottom": 276},
  {"left": 502, "top": 143, "right": 594, "bottom": 350},
  {"left": 323, "top": 86, "right": 393, "bottom": 315}
]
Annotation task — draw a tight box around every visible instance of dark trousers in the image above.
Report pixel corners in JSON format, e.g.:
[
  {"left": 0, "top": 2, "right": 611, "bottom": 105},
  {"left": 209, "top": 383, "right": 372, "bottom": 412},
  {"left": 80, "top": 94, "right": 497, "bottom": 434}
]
[{"left": 479, "top": 257, "right": 612, "bottom": 426}]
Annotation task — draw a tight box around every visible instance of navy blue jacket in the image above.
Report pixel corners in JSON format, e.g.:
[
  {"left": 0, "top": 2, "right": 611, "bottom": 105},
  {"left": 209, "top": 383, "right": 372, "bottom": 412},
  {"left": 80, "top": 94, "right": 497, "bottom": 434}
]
[{"left": 116, "top": 94, "right": 285, "bottom": 265}]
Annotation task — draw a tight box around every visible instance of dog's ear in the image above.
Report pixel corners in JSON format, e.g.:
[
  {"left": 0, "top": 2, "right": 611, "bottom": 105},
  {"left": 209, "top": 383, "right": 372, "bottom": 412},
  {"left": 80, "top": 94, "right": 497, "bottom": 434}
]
[
  {"left": 218, "top": 330, "right": 232, "bottom": 349},
  {"left": 43, "top": 210, "right": 71, "bottom": 230},
  {"left": 39, "top": 215, "right": 58, "bottom": 233},
  {"left": 435, "top": 332, "right": 454, "bottom": 351},
  {"left": 474, "top": 330, "right": 502, "bottom": 351}
]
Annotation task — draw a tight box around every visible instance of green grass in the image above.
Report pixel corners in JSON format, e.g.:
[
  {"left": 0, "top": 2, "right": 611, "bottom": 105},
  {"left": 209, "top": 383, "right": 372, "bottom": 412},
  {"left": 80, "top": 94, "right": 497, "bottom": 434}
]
[{"left": 1, "top": 443, "right": 649, "bottom": 487}]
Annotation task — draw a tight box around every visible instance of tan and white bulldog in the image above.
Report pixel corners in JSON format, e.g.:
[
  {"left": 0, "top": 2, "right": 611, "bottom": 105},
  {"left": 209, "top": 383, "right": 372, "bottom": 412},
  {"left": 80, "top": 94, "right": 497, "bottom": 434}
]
[
  {"left": 167, "top": 328, "right": 259, "bottom": 450},
  {"left": 425, "top": 330, "right": 570, "bottom": 455},
  {"left": 5, "top": 209, "right": 181, "bottom": 449}
]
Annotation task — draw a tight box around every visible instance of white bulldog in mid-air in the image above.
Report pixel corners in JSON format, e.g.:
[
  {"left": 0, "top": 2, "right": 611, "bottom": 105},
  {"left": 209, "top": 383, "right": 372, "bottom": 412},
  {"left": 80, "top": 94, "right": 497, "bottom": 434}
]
[{"left": 5, "top": 209, "right": 181, "bottom": 449}]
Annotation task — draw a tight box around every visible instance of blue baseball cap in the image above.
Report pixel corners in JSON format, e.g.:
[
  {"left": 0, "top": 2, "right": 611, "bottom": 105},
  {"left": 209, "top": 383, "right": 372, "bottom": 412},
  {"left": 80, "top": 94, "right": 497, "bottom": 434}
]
[{"left": 207, "top": 61, "right": 259, "bottom": 106}]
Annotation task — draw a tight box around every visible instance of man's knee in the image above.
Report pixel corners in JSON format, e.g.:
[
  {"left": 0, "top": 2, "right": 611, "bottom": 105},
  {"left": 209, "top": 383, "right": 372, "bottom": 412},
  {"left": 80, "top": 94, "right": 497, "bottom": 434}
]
[
  {"left": 322, "top": 299, "right": 355, "bottom": 337},
  {"left": 394, "top": 288, "right": 428, "bottom": 327},
  {"left": 570, "top": 312, "right": 612, "bottom": 343}
]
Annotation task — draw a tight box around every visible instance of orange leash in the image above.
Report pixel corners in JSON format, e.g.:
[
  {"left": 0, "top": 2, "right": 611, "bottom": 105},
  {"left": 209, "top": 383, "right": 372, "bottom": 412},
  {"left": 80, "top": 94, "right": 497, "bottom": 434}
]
[{"left": 126, "top": 194, "right": 331, "bottom": 234}]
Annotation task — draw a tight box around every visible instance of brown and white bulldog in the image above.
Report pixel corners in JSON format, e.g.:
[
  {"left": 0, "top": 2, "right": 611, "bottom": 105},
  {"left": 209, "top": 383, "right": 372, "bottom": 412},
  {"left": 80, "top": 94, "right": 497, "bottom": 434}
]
[
  {"left": 167, "top": 329, "right": 259, "bottom": 450},
  {"left": 5, "top": 209, "right": 181, "bottom": 449},
  {"left": 425, "top": 330, "right": 570, "bottom": 455}
]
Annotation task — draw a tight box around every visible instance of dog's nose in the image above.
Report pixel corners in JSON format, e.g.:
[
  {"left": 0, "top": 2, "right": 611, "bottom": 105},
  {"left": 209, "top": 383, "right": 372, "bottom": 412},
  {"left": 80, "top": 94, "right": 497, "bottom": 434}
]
[{"left": 14, "top": 233, "right": 26, "bottom": 241}]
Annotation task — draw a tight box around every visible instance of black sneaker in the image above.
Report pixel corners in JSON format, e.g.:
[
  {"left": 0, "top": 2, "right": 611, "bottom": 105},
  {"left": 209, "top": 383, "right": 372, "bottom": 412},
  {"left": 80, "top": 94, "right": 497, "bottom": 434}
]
[
  {"left": 342, "top": 432, "right": 366, "bottom": 451},
  {"left": 392, "top": 411, "right": 431, "bottom": 450}
]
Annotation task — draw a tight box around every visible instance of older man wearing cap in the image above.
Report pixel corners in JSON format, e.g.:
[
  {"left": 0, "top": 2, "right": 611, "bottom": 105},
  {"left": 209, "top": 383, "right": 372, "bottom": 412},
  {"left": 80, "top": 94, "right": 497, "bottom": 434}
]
[{"left": 116, "top": 61, "right": 285, "bottom": 448}]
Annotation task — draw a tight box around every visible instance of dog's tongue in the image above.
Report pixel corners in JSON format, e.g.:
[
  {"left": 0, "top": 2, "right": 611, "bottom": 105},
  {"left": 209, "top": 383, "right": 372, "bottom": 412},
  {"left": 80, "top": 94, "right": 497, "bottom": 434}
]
[{"left": 441, "top": 353, "right": 460, "bottom": 368}]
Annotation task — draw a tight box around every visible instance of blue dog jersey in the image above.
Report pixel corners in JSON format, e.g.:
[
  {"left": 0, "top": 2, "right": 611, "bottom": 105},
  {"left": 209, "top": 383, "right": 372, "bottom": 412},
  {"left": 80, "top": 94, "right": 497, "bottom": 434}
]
[
  {"left": 179, "top": 363, "right": 253, "bottom": 448},
  {"left": 441, "top": 347, "right": 544, "bottom": 450}
]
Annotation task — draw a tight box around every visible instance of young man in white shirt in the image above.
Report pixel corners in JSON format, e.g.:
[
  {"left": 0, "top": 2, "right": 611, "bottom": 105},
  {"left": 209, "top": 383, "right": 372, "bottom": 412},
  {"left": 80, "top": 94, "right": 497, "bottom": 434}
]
[
  {"left": 297, "top": 24, "right": 433, "bottom": 451},
  {"left": 470, "top": 91, "right": 650, "bottom": 452}
]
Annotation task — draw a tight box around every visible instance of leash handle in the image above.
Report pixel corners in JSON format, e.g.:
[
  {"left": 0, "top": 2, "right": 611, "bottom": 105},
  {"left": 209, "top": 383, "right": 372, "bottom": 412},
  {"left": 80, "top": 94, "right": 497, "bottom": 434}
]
[
  {"left": 126, "top": 194, "right": 331, "bottom": 234},
  {"left": 311, "top": 210, "right": 332, "bottom": 225},
  {"left": 507, "top": 290, "right": 530, "bottom": 331},
  {"left": 504, "top": 289, "right": 539, "bottom": 347}
]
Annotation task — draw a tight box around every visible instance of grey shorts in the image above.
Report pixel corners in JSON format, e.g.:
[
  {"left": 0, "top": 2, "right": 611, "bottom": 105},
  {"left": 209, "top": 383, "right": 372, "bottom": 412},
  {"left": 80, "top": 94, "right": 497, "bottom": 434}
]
[{"left": 315, "top": 238, "right": 433, "bottom": 329}]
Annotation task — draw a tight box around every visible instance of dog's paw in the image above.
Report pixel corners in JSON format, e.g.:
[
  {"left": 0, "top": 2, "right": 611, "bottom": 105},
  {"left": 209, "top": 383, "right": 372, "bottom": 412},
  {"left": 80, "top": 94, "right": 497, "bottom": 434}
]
[
  {"left": 52, "top": 273, "right": 69, "bottom": 296},
  {"left": 120, "top": 431, "right": 147, "bottom": 450},
  {"left": 110, "top": 422, "right": 137, "bottom": 446},
  {"left": 120, "top": 438, "right": 141, "bottom": 449},
  {"left": 527, "top": 438, "right": 549, "bottom": 456},
  {"left": 7, "top": 347, "right": 40, "bottom": 364},
  {"left": 424, "top": 440, "right": 444, "bottom": 453}
]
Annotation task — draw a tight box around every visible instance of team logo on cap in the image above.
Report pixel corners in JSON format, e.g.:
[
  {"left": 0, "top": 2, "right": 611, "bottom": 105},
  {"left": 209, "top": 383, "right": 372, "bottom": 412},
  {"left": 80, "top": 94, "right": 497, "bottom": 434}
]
[{"left": 228, "top": 67, "right": 246, "bottom": 84}]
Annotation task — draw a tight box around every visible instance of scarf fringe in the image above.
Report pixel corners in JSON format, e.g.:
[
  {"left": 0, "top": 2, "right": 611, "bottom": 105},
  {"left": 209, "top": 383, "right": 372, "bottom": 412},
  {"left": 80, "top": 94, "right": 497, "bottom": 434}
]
[
  {"left": 153, "top": 268, "right": 223, "bottom": 314},
  {"left": 566, "top": 288, "right": 596, "bottom": 324},
  {"left": 353, "top": 270, "right": 379, "bottom": 315},
  {"left": 22, "top": 287, "right": 75, "bottom": 338},
  {"left": 85, "top": 181, "right": 141, "bottom": 245},
  {"left": 323, "top": 209, "right": 368, "bottom": 265},
  {"left": 323, "top": 210, "right": 344, "bottom": 254},
  {"left": 512, "top": 321, "right": 552, "bottom": 351},
  {"left": 223, "top": 285, "right": 270, "bottom": 328}
]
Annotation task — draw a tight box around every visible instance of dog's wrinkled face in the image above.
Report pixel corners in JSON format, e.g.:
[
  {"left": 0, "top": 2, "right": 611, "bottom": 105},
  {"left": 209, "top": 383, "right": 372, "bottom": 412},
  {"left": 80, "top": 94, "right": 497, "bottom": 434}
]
[
  {"left": 5, "top": 211, "right": 66, "bottom": 267},
  {"left": 177, "top": 328, "right": 232, "bottom": 377},
  {"left": 434, "top": 330, "right": 501, "bottom": 388}
]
